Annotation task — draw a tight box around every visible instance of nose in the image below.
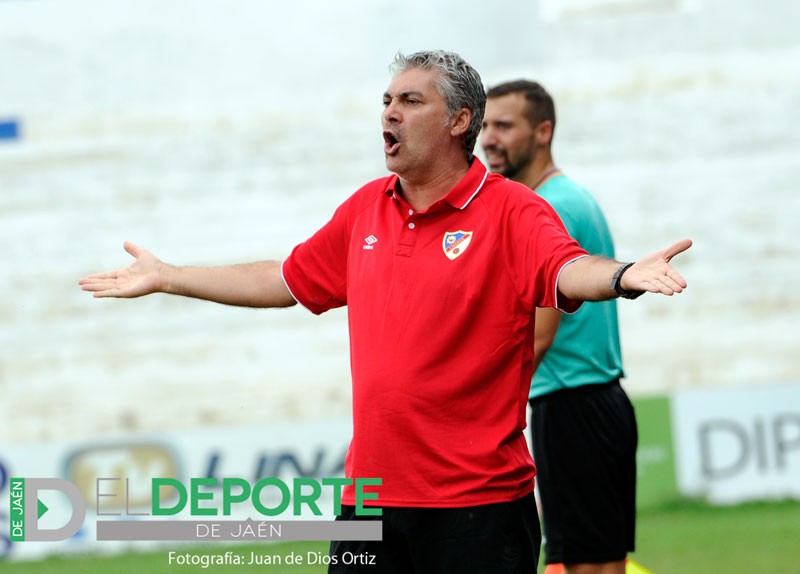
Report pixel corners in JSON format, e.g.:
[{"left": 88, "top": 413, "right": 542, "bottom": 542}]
[{"left": 383, "top": 99, "right": 400, "bottom": 124}]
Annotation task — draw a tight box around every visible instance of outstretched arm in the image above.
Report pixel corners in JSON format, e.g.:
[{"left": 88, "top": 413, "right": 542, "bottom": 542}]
[
  {"left": 78, "top": 241, "right": 297, "bottom": 308},
  {"left": 558, "top": 239, "right": 692, "bottom": 302}
]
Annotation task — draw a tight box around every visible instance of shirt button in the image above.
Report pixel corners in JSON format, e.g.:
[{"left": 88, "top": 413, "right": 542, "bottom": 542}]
[
  {"left": 408, "top": 209, "right": 414, "bottom": 215},
  {"left": 408, "top": 222, "right": 416, "bottom": 229}
]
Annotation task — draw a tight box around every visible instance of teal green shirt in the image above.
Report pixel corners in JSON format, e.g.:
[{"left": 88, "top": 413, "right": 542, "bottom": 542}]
[{"left": 530, "top": 174, "right": 624, "bottom": 399}]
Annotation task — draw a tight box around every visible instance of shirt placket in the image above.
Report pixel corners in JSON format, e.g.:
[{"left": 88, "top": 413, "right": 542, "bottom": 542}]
[{"left": 395, "top": 203, "right": 419, "bottom": 258}]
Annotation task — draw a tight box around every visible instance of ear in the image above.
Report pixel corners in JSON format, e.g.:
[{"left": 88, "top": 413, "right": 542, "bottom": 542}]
[
  {"left": 535, "top": 120, "right": 554, "bottom": 147},
  {"left": 449, "top": 108, "right": 471, "bottom": 138}
]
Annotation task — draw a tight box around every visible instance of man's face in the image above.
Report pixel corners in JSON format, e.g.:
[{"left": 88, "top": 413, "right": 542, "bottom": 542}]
[
  {"left": 481, "top": 93, "right": 537, "bottom": 179},
  {"left": 382, "top": 67, "right": 452, "bottom": 178}
]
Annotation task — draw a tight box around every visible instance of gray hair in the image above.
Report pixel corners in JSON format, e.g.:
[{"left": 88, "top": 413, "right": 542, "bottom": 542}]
[{"left": 390, "top": 50, "right": 486, "bottom": 161}]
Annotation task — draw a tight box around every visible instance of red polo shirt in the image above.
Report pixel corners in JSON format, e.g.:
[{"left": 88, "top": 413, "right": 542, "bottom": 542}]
[{"left": 281, "top": 158, "right": 587, "bottom": 508}]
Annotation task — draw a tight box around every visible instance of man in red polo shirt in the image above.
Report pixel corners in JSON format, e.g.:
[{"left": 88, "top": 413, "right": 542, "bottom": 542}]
[{"left": 80, "top": 50, "right": 691, "bottom": 573}]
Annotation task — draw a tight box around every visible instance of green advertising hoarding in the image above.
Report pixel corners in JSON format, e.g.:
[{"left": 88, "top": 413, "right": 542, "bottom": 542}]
[{"left": 632, "top": 396, "right": 679, "bottom": 510}]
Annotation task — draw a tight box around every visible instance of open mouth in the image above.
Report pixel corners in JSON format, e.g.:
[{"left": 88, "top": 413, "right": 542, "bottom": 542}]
[{"left": 383, "top": 130, "right": 400, "bottom": 155}]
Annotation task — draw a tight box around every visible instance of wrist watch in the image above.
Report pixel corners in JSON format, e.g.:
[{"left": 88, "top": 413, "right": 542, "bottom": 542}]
[{"left": 611, "top": 262, "right": 644, "bottom": 300}]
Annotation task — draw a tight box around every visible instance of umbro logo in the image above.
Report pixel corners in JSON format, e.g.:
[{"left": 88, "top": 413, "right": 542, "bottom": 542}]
[{"left": 363, "top": 235, "right": 378, "bottom": 250}]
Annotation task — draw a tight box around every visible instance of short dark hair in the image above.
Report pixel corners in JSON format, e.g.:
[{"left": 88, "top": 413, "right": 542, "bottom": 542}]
[{"left": 486, "top": 80, "right": 556, "bottom": 133}]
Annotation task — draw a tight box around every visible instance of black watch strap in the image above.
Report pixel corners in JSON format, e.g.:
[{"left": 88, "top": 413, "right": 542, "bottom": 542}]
[{"left": 611, "top": 262, "right": 644, "bottom": 300}]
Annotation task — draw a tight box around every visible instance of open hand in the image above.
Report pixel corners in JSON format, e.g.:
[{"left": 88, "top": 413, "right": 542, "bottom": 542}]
[
  {"left": 79, "top": 241, "right": 164, "bottom": 298},
  {"left": 621, "top": 239, "right": 692, "bottom": 296}
]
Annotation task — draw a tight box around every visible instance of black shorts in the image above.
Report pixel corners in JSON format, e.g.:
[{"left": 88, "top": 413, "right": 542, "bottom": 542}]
[
  {"left": 328, "top": 492, "right": 541, "bottom": 574},
  {"left": 529, "top": 380, "right": 637, "bottom": 565}
]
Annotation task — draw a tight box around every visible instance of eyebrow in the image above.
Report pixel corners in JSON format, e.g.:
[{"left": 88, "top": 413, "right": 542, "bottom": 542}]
[{"left": 383, "top": 90, "right": 426, "bottom": 100}]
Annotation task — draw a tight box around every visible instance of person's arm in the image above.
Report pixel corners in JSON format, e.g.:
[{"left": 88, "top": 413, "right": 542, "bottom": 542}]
[
  {"left": 558, "top": 239, "right": 692, "bottom": 302},
  {"left": 78, "top": 241, "right": 296, "bottom": 308},
  {"left": 532, "top": 307, "right": 561, "bottom": 373}
]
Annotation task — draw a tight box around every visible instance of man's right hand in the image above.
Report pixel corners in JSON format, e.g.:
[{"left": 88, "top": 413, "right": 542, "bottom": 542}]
[{"left": 79, "top": 241, "right": 164, "bottom": 298}]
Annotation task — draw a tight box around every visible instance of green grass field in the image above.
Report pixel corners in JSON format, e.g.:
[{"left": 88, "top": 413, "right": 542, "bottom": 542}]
[
  {"left": 628, "top": 499, "right": 800, "bottom": 574},
  {"left": 3, "top": 500, "right": 799, "bottom": 573}
]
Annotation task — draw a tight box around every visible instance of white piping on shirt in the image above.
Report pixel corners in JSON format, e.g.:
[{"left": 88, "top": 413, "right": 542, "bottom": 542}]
[
  {"left": 279, "top": 259, "right": 311, "bottom": 312},
  {"left": 458, "top": 166, "right": 489, "bottom": 210},
  {"left": 554, "top": 254, "right": 589, "bottom": 314}
]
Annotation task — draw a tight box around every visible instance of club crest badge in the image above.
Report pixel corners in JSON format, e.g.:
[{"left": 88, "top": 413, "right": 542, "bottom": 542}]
[{"left": 442, "top": 230, "right": 473, "bottom": 261}]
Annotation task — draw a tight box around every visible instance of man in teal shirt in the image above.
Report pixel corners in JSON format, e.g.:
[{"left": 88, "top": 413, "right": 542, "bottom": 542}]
[
  {"left": 482, "top": 80, "right": 636, "bottom": 574},
  {"left": 534, "top": 175, "right": 623, "bottom": 395}
]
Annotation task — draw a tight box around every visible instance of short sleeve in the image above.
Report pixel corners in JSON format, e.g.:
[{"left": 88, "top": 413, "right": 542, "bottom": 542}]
[
  {"left": 502, "top": 190, "right": 588, "bottom": 314},
  {"left": 281, "top": 203, "right": 351, "bottom": 315}
]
